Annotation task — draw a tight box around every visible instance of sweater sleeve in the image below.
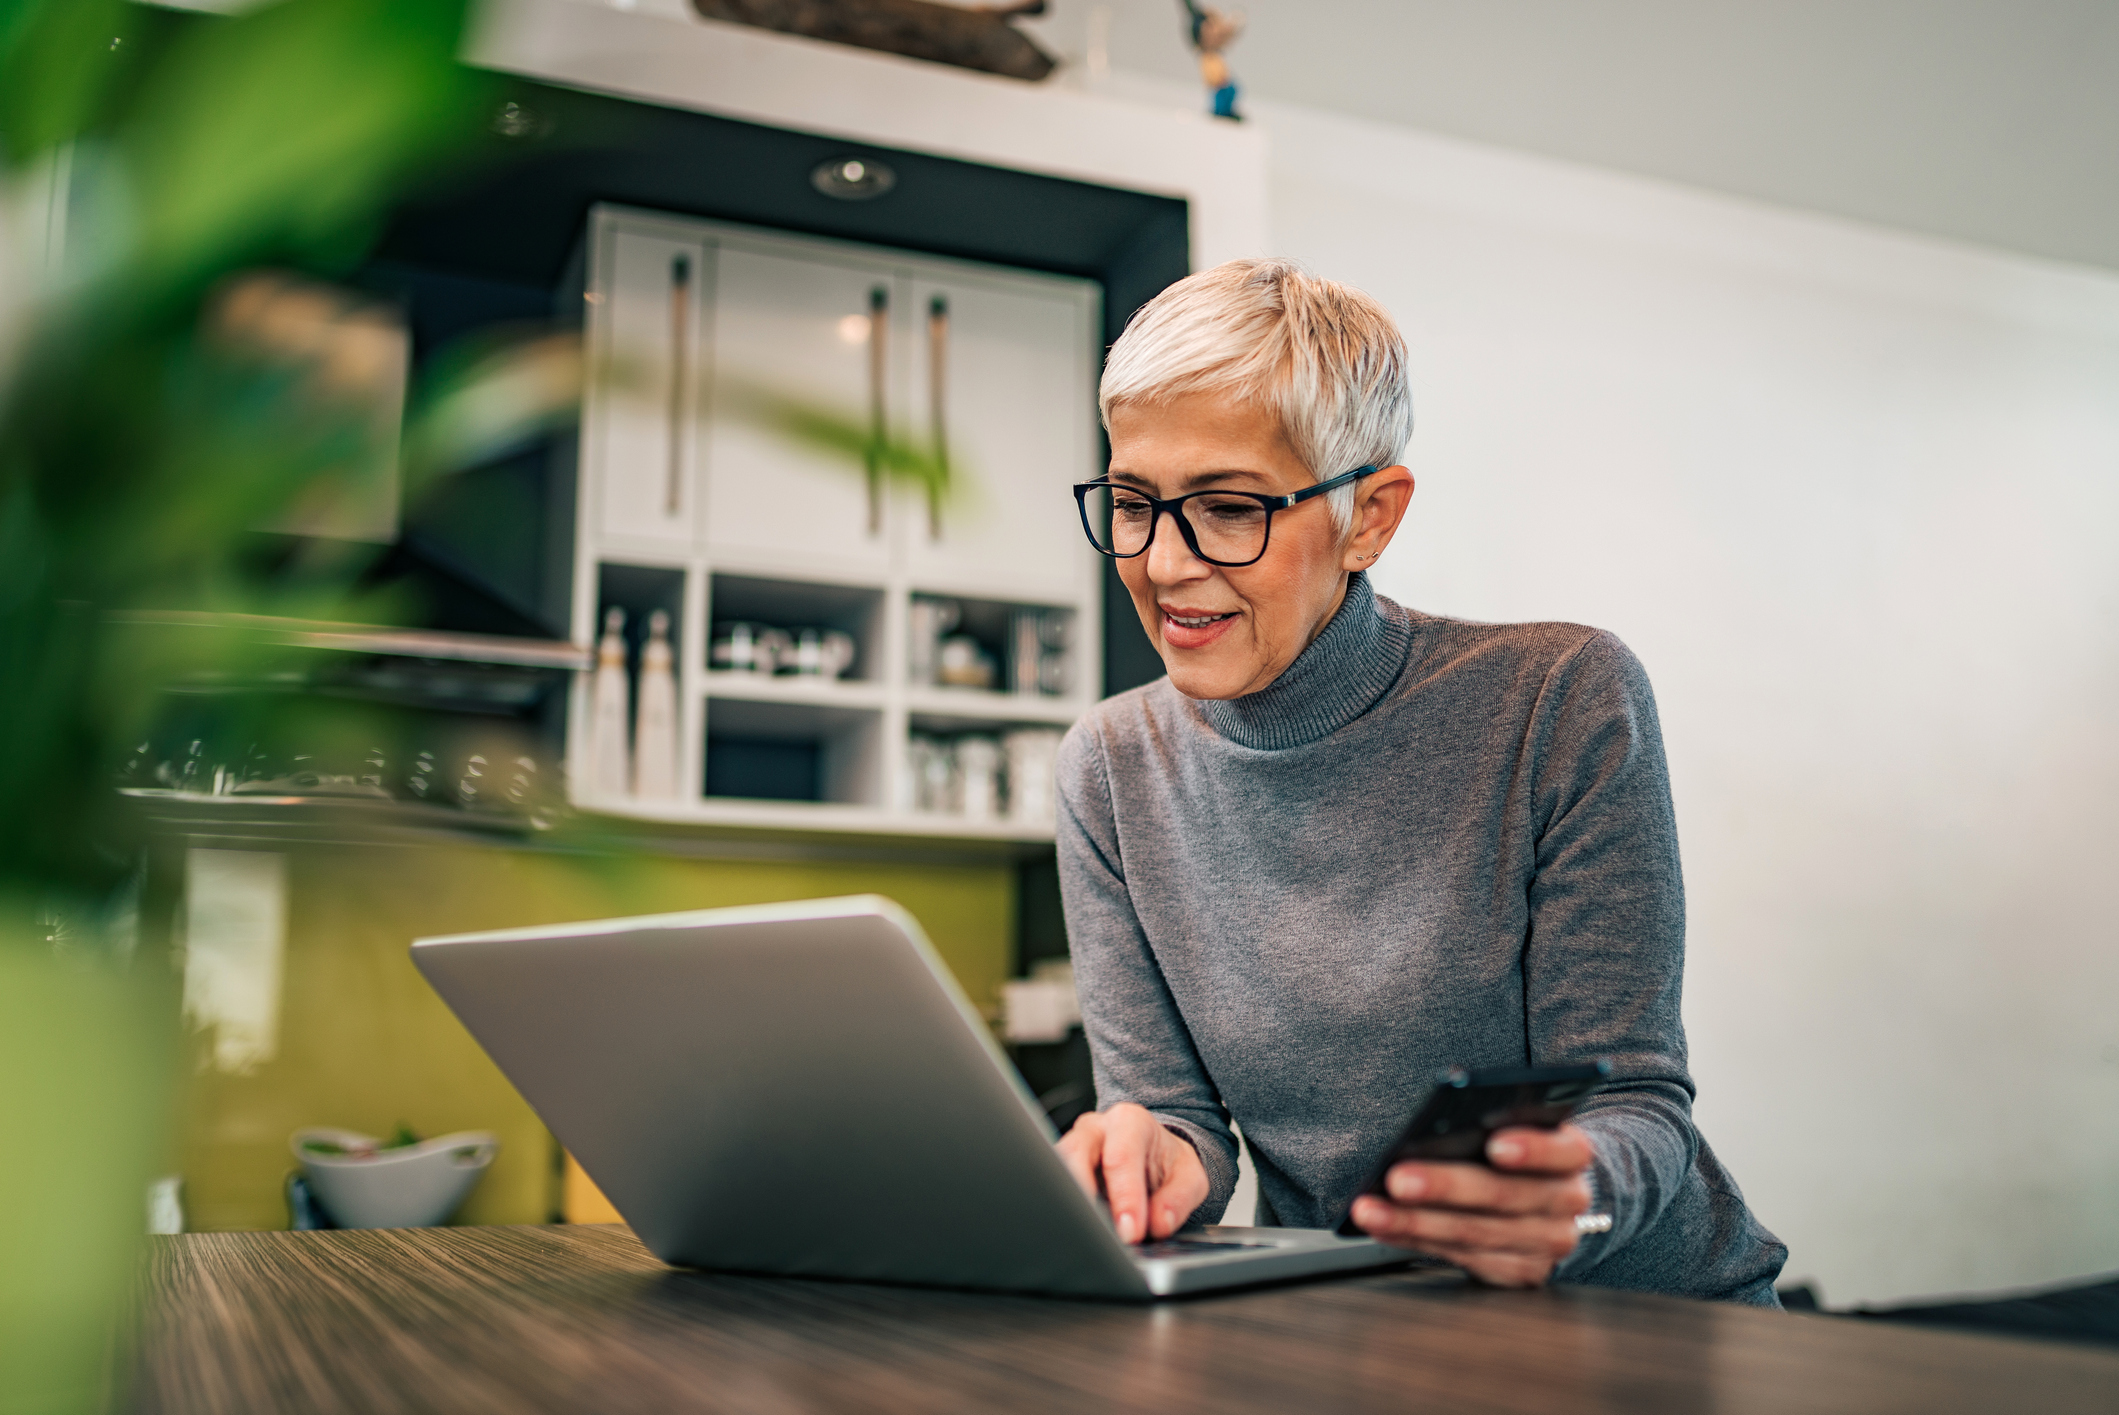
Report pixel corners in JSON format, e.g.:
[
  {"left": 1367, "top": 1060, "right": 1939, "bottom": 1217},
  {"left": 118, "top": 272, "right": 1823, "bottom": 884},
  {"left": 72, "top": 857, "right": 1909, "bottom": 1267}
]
[
  {"left": 1053, "top": 715, "right": 1242, "bottom": 1223},
  {"left": 1519, "top": 631, "right": 1700, "bottom": 1279}
]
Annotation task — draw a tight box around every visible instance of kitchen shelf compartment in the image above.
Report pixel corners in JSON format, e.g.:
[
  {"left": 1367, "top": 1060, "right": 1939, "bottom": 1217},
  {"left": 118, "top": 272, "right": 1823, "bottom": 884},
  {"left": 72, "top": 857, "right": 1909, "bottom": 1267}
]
[
  {"left": 909, "top": 592, "right": 1078, "bottom": 700},
  {"left": 703, "top": 697, "right": 883, "bottom": 807},
  {"left": 707, "top": 573, "right": 884, "bottom": 683},
  {"left": 596, "top": 562, "right": 687, "bottom": 683}
]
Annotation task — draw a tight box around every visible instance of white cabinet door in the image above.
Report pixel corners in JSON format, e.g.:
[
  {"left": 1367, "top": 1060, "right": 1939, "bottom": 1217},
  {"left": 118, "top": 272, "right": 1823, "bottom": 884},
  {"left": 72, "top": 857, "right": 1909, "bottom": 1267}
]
[
  {"left": 587, "top": 223, "right": 707, "bottom": 547},
  {"left": 900, "top": 272, "right": 1098, "bottom": 600},
  {"left": 702, "top": 243, "right": 903, "bottom": 576}
]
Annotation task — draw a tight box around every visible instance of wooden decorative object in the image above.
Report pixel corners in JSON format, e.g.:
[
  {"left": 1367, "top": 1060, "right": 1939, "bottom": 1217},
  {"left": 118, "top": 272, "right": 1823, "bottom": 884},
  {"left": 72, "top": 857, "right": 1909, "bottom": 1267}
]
[{"left": 691, "top": 0, "right": 1058, "bottom": 81}]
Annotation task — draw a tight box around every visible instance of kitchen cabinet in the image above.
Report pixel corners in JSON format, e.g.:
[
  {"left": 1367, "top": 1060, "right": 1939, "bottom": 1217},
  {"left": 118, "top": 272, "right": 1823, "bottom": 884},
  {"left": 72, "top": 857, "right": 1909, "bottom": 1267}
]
[
  {"left": 583, "top": 220, "right": 709, "bottom": 549},
  {"left": 570, "top": 206, "right": 1105, "bottom": 840},
  {"left": 703, "top": 241, "right": 907, "bottom": 576},
  {"left": 899, "top": 272, "right": 1096, "bottom": 599}
]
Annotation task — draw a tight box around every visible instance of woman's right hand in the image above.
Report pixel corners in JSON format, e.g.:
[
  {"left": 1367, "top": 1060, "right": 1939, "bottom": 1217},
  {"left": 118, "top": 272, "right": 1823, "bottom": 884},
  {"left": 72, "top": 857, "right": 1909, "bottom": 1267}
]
[{"left": 1055, "top": 1102, "right": 1209, "bottom": 1244}]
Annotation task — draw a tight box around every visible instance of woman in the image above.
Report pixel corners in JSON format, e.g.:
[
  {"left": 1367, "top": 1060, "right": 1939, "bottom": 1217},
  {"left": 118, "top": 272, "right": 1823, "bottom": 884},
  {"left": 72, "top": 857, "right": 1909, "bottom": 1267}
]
[{"left": 1053, "top": 259, "right": 1786, "bottom": 1304}]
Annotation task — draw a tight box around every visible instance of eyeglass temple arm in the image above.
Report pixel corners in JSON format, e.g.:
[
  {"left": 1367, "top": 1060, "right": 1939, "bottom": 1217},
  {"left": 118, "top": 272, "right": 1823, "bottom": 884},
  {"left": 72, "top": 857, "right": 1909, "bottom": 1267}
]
[{"left": 1278, "top": 464, "right": 1380, "bottom": 507}]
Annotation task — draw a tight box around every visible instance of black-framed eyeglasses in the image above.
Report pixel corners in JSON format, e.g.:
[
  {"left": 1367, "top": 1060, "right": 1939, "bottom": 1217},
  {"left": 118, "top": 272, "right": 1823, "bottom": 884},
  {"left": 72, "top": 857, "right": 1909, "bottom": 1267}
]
[{"left": 1073, "top": 465, "right": 1379, "bottom": 568}]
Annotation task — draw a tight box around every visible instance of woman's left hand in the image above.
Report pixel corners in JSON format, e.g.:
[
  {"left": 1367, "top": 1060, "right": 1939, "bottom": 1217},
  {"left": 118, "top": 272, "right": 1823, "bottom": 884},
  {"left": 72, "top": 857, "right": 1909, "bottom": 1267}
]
[{"left": 1348, "top": 1123, "right": 1596, "bottom": 1288}]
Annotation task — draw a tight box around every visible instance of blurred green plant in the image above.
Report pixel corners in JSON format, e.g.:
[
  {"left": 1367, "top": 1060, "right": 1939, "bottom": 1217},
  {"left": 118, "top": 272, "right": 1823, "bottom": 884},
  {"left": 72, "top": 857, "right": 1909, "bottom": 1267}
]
[
  {"left": 716, "top": 379, "right": 954, "bottom": 510},
  {"left": 0, "top": 0, "right": 498, "bottom": 912},
  {"left": 0, "top": 4, "right": 970, "bottom": 1405},
  {"left": 0, "top": 2, "right": 497, "bottom": 1408}
]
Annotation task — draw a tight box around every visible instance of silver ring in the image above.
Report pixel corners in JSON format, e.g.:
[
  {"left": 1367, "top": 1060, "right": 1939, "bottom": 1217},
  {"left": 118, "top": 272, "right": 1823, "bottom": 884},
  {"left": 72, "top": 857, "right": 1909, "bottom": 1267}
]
[{"left": 1575, "top": 1212, "right": 1613, "bottom": 1236}]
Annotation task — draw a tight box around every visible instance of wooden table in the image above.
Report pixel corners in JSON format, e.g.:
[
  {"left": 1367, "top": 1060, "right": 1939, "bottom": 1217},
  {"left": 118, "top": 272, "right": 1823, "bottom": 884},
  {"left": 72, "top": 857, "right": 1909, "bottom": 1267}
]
[{"left": 129, "top": 1225, "right": 2119, "bottom": 1414}]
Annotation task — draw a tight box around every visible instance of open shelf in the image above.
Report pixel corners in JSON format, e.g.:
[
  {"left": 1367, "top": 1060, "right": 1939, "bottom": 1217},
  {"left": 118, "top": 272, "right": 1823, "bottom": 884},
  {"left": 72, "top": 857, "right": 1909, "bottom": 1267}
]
[
  {"left": 703, "top": 697, "right": 883, "bottom": 807},
  {"left": 909, "top": 592, "right": 1078, "bottom": 700},
  {"left": 597, "top": 562, "right": 686, "bottom": 644},
  {"left": 709, "top": 573, "right": 884, "bottom": 683},
  {"left": 904, "top": 720, "right": 1065, "bottom": 830}
]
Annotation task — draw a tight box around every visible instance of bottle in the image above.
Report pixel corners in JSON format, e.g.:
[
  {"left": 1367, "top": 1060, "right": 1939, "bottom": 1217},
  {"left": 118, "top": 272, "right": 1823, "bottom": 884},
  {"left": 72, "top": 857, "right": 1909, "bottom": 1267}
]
[
  {"left": 1003, "top": 728, "right": 1063, "bottom": 829},
  {"left": 908, "top": 598, "right": 959, "bottom": 686},
  {"left": 1009, "top": 609, "right": 1044, "bottom": 695},
  {"left": 956, "top": 735, "right": 1002, "bottom": 822},
  {"left": 590, "top": 606, "right": 632, "bottom": 798},
  {"left": 633, "top": 609, "right": 679, "bottom": 800}
]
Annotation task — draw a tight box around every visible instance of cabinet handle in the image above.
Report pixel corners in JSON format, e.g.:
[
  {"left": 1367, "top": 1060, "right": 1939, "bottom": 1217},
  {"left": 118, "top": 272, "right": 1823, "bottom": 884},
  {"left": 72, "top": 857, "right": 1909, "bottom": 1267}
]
[
  {"left": 927, "top": 294, "right": 949, "bottom": 541},
  {"left": 666, "top": 253, "right": 691, "bottom": 519},
  {"left": 866, "top": 285, "right": 888, "bottom": 536}
]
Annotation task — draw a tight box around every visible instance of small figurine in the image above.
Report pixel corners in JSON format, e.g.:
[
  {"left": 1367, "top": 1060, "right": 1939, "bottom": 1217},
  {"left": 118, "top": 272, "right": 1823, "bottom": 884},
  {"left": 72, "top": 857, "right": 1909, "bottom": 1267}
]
[{"left": 1179, "top": 1, "right": 1244, "bottom": 121}]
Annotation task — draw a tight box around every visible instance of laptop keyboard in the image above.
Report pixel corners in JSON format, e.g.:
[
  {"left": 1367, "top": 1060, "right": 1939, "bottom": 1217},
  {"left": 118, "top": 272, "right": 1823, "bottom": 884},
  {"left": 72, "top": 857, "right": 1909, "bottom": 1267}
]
[{"left": 1133, "top": 1237, "right": 1278, "bottom": 1259}]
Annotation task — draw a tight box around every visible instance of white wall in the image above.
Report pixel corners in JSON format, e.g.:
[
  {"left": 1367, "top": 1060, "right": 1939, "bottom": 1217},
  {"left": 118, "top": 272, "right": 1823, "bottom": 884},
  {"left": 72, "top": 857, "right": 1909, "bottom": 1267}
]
[{"left": 1258, "top": 100, "right": 2119, "bottom": 1306}]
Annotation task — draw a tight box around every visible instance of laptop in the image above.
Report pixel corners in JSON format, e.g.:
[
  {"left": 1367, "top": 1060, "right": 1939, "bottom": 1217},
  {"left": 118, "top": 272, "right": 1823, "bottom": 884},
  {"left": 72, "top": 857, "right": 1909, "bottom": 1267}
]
[{"left": 411, "top": 894, "right": 1406, "bottom": 1298}]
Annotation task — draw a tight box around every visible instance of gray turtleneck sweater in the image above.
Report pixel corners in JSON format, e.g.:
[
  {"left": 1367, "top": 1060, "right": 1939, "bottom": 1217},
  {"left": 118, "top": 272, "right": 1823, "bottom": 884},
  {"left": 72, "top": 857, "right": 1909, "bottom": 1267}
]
[{"left": 1055, "top": 574, "right": 1787, "bottom": 1305}]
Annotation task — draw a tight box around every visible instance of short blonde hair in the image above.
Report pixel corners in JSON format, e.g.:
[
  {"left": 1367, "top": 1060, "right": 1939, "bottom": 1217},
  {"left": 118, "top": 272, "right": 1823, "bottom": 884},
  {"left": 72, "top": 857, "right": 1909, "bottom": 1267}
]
[{"left": 1099, "top": 259, "right": 1413, "bottom": 531}]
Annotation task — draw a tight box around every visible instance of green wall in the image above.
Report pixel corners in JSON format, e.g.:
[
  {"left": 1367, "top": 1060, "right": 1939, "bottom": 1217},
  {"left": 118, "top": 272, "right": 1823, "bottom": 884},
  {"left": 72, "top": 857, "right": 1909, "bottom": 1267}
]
[{"left": 173, "top": 835, "right": 1016, "bottom": 1232}]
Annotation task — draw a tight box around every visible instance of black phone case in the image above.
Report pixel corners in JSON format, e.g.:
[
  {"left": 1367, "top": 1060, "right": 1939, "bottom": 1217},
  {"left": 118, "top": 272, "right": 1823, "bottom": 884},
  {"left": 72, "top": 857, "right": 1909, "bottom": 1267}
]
[{"left": 1336, "top": 1061, "right": 1610, "bottom": 1236}]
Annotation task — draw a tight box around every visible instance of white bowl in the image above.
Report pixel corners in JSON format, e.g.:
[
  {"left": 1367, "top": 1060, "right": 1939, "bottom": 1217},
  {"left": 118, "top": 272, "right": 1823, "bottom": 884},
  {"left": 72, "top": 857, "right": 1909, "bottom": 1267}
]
[{"left": 291, "top": 1127, "right": 499, "bottom": 1230}]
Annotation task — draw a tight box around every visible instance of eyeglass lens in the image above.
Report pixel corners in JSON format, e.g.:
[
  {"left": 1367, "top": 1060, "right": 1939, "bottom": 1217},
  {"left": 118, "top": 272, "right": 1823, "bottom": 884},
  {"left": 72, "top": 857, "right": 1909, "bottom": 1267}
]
[{"left": 1081, "top": 486, "right": 1271, "bottom": 564}]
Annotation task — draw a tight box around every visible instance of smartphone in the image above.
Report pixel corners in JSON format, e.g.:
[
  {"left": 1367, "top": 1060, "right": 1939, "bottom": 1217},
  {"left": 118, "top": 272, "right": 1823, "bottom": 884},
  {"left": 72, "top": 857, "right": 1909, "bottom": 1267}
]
[{"left": 1336, "top": 1060, "right": 1610, "bottom": 1235}]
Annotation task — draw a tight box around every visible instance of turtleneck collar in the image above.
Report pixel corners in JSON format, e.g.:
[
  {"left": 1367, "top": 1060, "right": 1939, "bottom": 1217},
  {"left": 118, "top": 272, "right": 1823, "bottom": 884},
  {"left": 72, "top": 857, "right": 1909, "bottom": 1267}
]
[{"left": 1195, "top": 572, "right": 1414, "bottom": 751}]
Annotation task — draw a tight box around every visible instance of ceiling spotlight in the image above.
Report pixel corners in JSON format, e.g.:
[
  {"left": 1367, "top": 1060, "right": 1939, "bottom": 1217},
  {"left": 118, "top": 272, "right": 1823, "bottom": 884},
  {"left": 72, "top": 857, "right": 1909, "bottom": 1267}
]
[{"left": 812, "top": 156, "right": 897, "bottom": 201}]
